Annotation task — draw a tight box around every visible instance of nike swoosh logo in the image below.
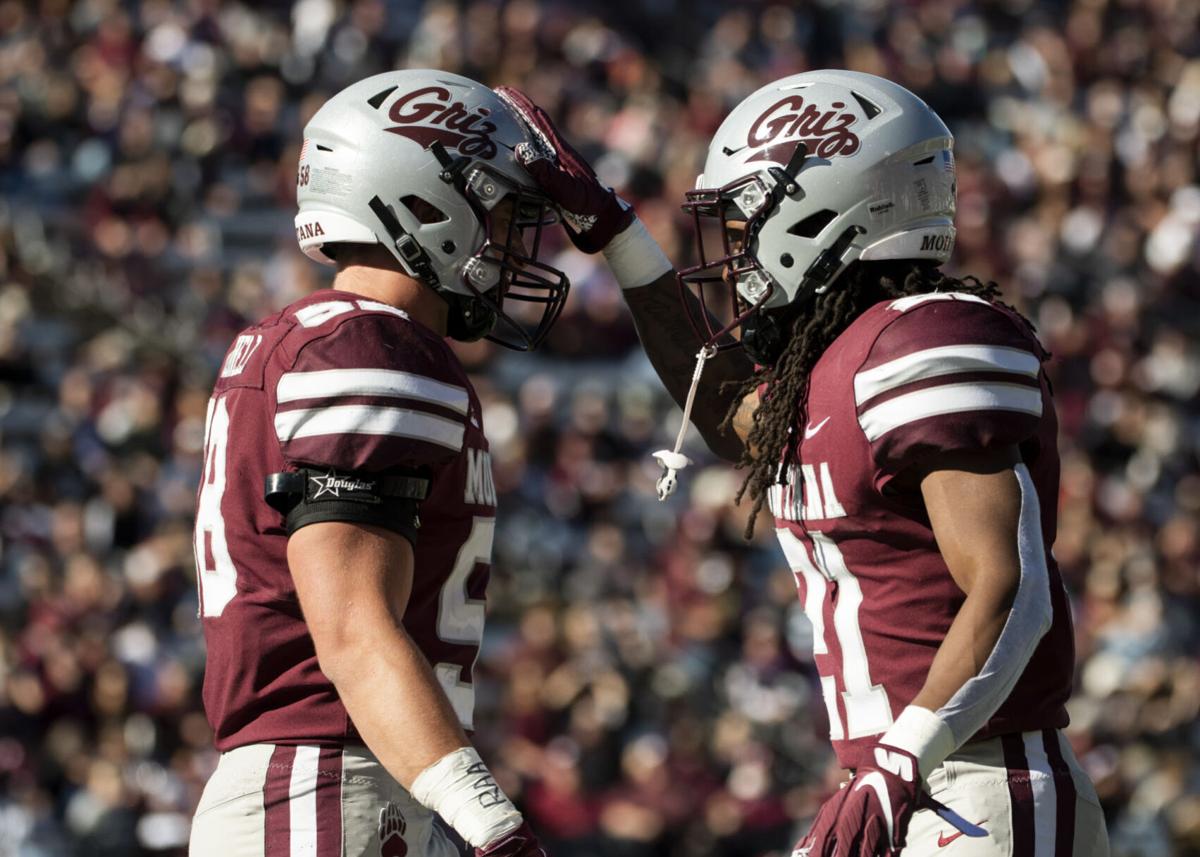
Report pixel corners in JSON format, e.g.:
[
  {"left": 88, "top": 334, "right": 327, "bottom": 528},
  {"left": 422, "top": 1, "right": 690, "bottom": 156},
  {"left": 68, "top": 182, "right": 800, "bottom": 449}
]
[
  {"left": 804, "top": 417, "right": 831, "bottom": 439},
  {"left": 854, "top": 773, "right": 894, "bottom": 844},
  {"left": 938, "top": 819, "right": 987, "bottom": 848}
]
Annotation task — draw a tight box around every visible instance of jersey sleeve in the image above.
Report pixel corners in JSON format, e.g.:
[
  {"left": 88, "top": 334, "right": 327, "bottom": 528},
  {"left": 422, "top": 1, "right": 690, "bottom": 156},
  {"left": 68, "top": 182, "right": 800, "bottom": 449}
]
[
  {"left": 273, "top": 313, "right": 470, "bottom": 474},
  {"left": 854, "top": 295, "right": 1047, "bottom": 488}
]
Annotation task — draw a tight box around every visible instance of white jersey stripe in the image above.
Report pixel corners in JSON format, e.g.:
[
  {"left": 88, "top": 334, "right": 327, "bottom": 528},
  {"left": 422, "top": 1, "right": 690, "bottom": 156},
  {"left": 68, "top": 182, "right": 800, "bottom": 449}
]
[
  {"left": 887, "top": 292, "right": 990, "bottom": 312},
  {"left": 289, "top": 745, "right": 321, "bottom": 857},
  {"left": 277, "top": 368, "right": 470, "bottom": 414},
  {"left": 354, "top": 299, "right": 410, "bottom": 320},
  {"left": 294, "top": 301, "right": 356, "bottom": 327},
  {"left": 858, "top": 382, "right": 1042, "bottom": 442},
  {"left": 275, "top": 405, "right": 465, "bottom": 450},
  {"left": 1022, "top": 732, "right": 1058, "bottom": 857},
  {"left": 854, "top": 344, "right": 1040, "bottom": 405}
]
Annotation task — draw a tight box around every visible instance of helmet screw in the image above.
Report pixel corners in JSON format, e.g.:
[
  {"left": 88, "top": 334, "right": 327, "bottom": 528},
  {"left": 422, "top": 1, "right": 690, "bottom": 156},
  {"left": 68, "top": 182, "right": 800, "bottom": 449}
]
[
  {"left": 781, "top": 253, "right": 794, "bottom": 268},
  {"left": 442, "top": 240, "right": 456, "bottom": 254}
]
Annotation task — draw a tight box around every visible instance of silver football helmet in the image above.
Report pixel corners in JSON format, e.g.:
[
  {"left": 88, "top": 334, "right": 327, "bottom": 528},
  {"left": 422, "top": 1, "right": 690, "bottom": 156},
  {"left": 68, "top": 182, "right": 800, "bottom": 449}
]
[
  {"left": 296, "top": 69, "right": 568, "bottom": 349},
  {"left": 680, "top": 70, "right": 956, "bottom": 358}
]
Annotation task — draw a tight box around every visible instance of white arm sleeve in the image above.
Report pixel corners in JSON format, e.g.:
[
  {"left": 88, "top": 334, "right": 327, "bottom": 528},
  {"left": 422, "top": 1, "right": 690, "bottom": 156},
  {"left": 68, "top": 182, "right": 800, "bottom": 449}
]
[
  {"left": 882, "top": 462, "right": 1054, "bottom": 776},
  {"left": 936, "top": 462, "right": 1054, "bottom": 737}
]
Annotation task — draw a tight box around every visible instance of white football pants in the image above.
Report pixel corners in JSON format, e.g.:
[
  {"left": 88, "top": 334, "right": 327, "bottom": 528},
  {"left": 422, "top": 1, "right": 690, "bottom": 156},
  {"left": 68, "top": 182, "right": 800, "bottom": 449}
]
[
  {"left": 902, "top": 729, "right": 1109, "bottom": 856},
  {"left": 189, "top": 743, "right": 459, "bottom": 857}
]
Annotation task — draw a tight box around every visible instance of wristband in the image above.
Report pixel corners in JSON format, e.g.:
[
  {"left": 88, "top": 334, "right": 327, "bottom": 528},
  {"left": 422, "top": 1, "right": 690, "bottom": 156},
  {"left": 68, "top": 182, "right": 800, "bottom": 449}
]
[
  {"left": 410, "top": 747, "right": 522, "bottom": 848},
  {"left": 601, "top": 217, "right": 674, "bottom": 290},
  {"left": 879, "top": 705, "right": 957, "bottom": 781}
]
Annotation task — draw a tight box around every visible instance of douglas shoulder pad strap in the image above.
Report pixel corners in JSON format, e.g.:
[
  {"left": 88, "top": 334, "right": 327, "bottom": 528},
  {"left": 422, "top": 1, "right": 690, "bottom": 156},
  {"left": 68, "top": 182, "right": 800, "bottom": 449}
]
[{"left": 264, "top": 468, "right": 430, "bottom": 542}]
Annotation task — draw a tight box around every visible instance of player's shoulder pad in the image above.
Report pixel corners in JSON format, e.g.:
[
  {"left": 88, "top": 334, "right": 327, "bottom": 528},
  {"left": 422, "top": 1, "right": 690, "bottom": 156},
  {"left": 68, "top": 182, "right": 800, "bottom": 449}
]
[
  {"left": 853, "top": 292, "right": 1046, "bottom": 453},
  {"left": 277, "top": 296, "right": 459, "bottom": 377},
  {"left": 280, "top": 296, "right": 415, "bottom": 350},
  {"left": 865, "top": 291, "right": 1046, "bottom": 363}
]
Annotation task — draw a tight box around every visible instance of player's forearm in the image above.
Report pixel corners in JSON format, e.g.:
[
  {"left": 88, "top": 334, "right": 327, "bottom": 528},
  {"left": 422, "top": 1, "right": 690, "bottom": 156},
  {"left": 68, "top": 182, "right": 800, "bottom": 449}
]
[
  {"left": 884, "top": 459, "right": 1054, "bottom": 778},
  {"left": 323, "top": 627, "right": 528, "bottom": 849},
  {"left": 320, "top": 624, "right": 469, "bottom": 787},
  {"left": 910, "top": 582, "right": 1015, "bottom": 713},
  {"left": 622, "top": 273, "right": 754, "bottom": 461}
]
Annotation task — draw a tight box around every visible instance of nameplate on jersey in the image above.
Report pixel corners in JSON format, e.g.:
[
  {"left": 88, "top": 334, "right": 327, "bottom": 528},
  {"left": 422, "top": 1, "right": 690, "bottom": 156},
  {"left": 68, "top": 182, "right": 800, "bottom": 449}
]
[
  {"left": 220, "top": 334, "right": 263, "bottom": 378},
  {"left": 464, "top": 448, "right": 496, "bottom": 507},
  {"left": 768, "top": 461, "right": 846, "bottom": 522}
]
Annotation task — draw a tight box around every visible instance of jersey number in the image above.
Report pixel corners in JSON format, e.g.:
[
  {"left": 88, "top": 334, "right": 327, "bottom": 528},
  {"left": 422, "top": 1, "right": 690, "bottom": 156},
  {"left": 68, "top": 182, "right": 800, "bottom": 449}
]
[
  {"left": 776, "top": 529, "right": 892, "bottom": 740},
  {"left": 436, "top": 516, "right": 493, "bottom": 730},
  {"left": 195, "top": 396, "right": 238, "bottom": 617}
]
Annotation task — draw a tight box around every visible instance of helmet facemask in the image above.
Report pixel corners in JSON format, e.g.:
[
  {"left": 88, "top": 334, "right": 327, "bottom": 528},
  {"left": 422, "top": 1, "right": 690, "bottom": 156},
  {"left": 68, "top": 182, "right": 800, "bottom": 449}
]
[
  {"left": 679, "top": 172, "right": 781, "bottom": 354},
  {"left": 373, "top": 142, "right": 569, "bottom": 351}
]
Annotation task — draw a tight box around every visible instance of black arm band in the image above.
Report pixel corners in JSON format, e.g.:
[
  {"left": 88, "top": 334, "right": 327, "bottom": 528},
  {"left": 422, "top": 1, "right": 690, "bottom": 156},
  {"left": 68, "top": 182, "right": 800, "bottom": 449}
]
[{"left": 264, "top": 469, "right": 430, "bottom": 543}]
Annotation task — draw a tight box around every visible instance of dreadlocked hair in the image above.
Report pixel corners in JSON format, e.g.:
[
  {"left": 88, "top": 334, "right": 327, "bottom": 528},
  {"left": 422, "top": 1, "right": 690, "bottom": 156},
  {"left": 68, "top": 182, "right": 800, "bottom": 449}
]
[{"left": 720, "top": 260, "right": 1023, "bottom": 539}]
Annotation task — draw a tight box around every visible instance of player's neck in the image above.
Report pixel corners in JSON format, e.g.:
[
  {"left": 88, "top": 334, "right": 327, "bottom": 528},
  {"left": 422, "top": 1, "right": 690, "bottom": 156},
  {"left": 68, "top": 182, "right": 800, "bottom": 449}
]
[{"left": 332, "top": 262, "right": 449, "bottom": 337}]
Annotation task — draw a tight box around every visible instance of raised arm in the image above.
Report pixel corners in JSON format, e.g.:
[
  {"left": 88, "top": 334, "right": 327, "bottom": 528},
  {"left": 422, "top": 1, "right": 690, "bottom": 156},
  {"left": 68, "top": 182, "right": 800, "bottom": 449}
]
[
  {"left": 617, "top": 269, "right": 756, "bottom": 462},
  {"left": 496, "top": 87, "right": 756, "bottom": 462}
]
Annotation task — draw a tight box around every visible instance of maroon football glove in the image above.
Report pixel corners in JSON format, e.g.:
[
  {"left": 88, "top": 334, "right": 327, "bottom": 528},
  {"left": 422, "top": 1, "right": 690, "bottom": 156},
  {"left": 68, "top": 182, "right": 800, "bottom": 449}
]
[
  {"left": 494, "top": 86, "right": 633, "bottom": 253},
  {"left": 795, "top": 745, "right": 921, "bottom": 857},
  {"left": 475, "top": 821, "right": 549, "bottom": 857},
  {"left": 792, "top": 780, "right": 853, "bottom": 857}
]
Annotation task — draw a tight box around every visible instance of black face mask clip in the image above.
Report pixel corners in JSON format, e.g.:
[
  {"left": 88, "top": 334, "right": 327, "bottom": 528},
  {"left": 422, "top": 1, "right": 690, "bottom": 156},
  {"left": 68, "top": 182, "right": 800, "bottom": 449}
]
[{"left": 741, "top": 299, "right": 808, "bottom": 366}]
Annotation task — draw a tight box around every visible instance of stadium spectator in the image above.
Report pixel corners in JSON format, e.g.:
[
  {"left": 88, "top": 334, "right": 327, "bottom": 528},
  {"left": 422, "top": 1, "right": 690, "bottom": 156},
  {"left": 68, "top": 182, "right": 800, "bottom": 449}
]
[{"left": 0, "top": 1, "right": 1197, "bottom": 855}]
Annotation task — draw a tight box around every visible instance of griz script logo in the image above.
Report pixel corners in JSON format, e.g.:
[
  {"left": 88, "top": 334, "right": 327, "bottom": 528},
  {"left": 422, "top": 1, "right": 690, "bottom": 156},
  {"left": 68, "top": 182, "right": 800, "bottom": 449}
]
[
  {"left": 386, "top": 86, "right": 498, "bottom": 159},
  {"left": 745, "top": 96, "right": 861, "bottom": 163}
]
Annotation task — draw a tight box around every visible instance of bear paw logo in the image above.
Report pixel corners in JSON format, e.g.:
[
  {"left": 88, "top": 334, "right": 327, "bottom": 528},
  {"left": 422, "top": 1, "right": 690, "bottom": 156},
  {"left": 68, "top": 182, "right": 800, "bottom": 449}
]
[{"left": 378, "top": 802, "right": 408, "bottom": 857}]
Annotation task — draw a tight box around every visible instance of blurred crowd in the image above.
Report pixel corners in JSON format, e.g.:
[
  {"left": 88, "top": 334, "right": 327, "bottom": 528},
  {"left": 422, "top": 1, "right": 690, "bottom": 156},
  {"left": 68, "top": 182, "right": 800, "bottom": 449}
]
[{"left": 0, "top": 0, "right": 1198, "bottom": 855}]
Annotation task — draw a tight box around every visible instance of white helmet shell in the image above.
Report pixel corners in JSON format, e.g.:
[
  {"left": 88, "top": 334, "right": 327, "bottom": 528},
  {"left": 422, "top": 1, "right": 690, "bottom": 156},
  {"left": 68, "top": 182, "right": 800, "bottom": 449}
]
[
  {"left": 295, "top": 69, "right": 537, "bottom": 297},
  {"left": 691, "top": 69, "right": 956, "bottom": 311}
]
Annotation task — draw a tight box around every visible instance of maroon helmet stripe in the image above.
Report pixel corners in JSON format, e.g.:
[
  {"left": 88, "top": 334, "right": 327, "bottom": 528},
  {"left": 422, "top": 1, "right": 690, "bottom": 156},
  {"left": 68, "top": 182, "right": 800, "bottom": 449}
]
[
  {"left": 1002, "top": 733, "right": 1036, "bottom": 855},
  {"left": 316, "top": 748, "right": 344, "bottom": 856},
  {"left": 1043, "top": 729, "right": 1077, "bottom": 857},
  {"left": 264, "top": 745, "right": 296, "bottom": 857}
]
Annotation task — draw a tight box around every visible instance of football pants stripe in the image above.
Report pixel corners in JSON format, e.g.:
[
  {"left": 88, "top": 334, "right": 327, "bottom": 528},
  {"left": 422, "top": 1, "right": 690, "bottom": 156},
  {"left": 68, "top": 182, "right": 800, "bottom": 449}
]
[
  {"left": 1022, "top": 731, "right": 1059, "bottom": 856},
  {"left": 1044, "top": 729, "right": 1077, "bottom": 857},
  {"left": 315, "top": 747, "right": 343, "bottom": 856},
  {"left": 853, "top": 344, "right": 1040, "bottom": 405},
  {"left": 856, "top": 382, "right": 1042, "bottom": 441},
  {"left": 275, "top": 405, "right": 465, "bottom": 450},
  {"left": 289, "top": 745, "right": 321, "bottom": 856},
  {"left": 264, "top": 745, "right": 296, "bottom": 856},
  {"left": 277, "top": 368, "right": 469, "bottom": 414},
  {"left": 1002, "top": 733, "right": 1037, "bottom": 857}
]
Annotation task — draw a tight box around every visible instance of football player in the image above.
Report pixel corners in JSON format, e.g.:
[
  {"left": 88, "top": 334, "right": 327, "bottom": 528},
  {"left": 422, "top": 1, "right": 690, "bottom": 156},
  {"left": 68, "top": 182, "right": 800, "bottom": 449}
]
[
  {"left": 189, "top": 70, "right": 563, "bottom": 857},
  {"left": 497, "top": 71, "right": 1109, "bottom": 857}
]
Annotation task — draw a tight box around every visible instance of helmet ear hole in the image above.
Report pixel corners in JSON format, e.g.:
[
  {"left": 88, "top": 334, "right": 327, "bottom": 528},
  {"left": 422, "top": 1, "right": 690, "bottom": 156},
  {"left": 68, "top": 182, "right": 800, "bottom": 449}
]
[
  {"left": 400, "top": 195, "right": 449, "bottom": 224},
  {"left": 788, "top": 209, "right": 838, "bottom": 239}
]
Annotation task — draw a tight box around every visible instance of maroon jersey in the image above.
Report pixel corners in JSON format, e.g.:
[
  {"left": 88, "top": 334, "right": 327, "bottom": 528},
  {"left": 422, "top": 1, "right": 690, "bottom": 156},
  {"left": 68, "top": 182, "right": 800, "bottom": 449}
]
[
  {"left": 193, "top": 289, "right": 496, "bottom": 751},
  {"left": 769, "top": 292, "right": 1073, "bottom": 769}
]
